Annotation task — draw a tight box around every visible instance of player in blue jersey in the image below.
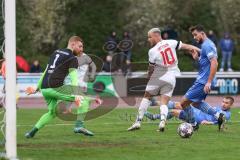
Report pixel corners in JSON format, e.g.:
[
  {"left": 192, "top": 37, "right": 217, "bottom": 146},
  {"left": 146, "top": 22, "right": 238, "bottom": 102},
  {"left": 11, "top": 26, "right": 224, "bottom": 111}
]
[
  {"left": 145, "top": 97, "right": 233, "bottom": 129},
  {"left": 179, "top": 25, "right": 225, "bottom": 131}
]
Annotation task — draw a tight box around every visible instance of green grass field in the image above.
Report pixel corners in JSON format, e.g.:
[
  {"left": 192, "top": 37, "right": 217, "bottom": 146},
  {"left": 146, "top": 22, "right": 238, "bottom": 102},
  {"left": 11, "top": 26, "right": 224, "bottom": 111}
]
[{"left": 1, "top": 107, "right": 240, "bottom": 160}]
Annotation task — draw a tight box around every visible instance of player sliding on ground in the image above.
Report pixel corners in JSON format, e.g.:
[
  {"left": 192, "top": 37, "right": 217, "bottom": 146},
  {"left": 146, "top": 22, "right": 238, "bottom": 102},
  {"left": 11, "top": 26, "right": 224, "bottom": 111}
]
[
  {"left": 145, "top": 96, "right": 233, "bottom": 129},
  {"left": 128, "top": 28, "right": 200, "bottom": 132},
  {"left": 25, "top": 36, "right": 100, "bottom": 138}
]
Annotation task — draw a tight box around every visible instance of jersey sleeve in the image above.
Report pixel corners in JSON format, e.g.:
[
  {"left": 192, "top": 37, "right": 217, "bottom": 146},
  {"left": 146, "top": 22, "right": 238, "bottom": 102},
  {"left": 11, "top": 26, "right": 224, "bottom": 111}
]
[
  {"left": 224, "top": 111, "right": 231, "bottom": 121},
  {"left": 68, "top": 68, "right": 78, "bottom": 86},
  {"left": 167, "top": 40, "right": 182, "bottom": 50},
  {"left": 85, "top": 55, "right": 93, "bottom": 64},
  {"left": 68, "top": 56, "right": 79, "bottom": 86},
  {"left": 89, "top": 61, "right": 97, "bottom": 79},
  {"left": 204, "top": 45, "right": 218, "bottom": 60},
  {"left": 37, "top": 65, "right": 48, "bottom": 90},
  {"left": 69, "top": 56, "right": 78, "bottom": 69},
  {"left": 148, "top": 50, "right": 155, "bottom": 64},
  {"left": 213, "top": 110, "right": 231, "bottom": 124},
  {"left": 176, "top": 41, "right": 183, "bottom": 50}
]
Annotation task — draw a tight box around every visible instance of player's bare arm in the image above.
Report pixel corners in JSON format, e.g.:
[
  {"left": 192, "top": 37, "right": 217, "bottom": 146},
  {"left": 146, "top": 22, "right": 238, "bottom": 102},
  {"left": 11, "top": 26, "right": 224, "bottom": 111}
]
[
  {"left": 204, "top": 57, "right": 218, "bottom": 93},
  {"left": 25, "top": 66, "right": 48, "bottom": 95},
  {"left": 180, "top": 43, "right": 200, "bottom": 60},
  {"left": 201, "top": 120, "right": 214, "bottom": 125},
  {"left": 89, "top": 61, "right": 97, "bottom": 82},
  {"left": 147, "top": 63, "right": 155, "bottom": 79},
  {"left": 180, "top": 43, "right": 200, "bottom": 53}
]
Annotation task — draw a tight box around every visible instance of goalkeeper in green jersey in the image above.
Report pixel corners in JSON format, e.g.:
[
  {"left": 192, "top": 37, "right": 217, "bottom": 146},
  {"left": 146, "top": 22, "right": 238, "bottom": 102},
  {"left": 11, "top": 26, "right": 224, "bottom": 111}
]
[{"left": 25, "top": 36, "right": 99, "bottom": 138}]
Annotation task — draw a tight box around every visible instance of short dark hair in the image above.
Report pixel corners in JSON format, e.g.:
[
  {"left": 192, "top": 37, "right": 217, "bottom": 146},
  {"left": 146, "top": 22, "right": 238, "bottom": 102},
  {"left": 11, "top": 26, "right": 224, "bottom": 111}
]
[
  {"left": 189, "top": 25, "right": 205, "bottom": 33},
  {"left": 224, "top": 96, "right": 234, "bottom": 104}
]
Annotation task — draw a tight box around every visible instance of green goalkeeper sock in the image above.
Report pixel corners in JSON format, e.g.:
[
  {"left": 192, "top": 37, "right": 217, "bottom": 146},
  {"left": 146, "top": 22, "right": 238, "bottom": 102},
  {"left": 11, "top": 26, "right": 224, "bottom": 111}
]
[
  {"left": 75, "top": 120, "right": 84, "bottom": 128},
  {"left": 75, "top": 97, "right": 91, "bottom": 128},
  {"left": 77, "top": 97, "right": 91, "bottom": 114}
]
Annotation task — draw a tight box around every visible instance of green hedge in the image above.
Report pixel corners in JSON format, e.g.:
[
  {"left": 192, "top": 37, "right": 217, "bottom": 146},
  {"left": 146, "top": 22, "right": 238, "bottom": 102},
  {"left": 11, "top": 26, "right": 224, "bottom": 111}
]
[{"left": 0, "top": 0, "right": 239, "bottom": 71}]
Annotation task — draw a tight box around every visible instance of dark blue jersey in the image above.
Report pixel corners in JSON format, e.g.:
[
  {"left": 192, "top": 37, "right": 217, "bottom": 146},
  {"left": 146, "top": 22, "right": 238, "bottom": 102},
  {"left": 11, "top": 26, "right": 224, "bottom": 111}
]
[{"left": 41, "top": 48, "right": 78, "bottom": 88}]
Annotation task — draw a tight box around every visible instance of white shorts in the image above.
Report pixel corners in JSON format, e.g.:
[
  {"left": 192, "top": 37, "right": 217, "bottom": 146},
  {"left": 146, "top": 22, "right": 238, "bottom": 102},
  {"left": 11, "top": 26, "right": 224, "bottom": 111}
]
[
  {"left": 146, "top": 70, "right": 176, "bottom": 97},
  {"left": 78, "top": 76, "right": 88, "bottom": 93}
]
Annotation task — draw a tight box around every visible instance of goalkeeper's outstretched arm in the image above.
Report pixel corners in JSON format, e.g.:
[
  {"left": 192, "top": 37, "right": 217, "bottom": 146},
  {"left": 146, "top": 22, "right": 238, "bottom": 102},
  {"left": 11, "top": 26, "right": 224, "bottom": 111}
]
[
  {"left": 36, "top": 65, "right": 48, "bottom": 91},
  {"left": 68, "top": 68, "right": 79, "bottom": 86},
  {"left": 25, "top": 65, "right": 48, "bottom": 95}
]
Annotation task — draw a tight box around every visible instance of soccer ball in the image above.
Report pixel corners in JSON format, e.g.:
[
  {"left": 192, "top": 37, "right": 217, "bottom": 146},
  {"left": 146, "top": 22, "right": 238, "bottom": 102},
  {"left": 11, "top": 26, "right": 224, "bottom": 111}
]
[{"left": 177, "top": 122, "right": 193, "bottom": 138}]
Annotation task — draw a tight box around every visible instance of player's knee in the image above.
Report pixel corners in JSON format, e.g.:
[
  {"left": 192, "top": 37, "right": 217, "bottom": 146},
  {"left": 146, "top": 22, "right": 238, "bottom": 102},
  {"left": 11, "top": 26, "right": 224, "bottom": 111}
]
[
  {"left": 48, "top": 109, "right": 57, "bottom": 117},
  {"left": 160, "top": 95, "right": 170, "bottom": 105},
  {"left": 180, "top": 98, "right": 191, "bottom": 109},
  {"left": 143, "top": 91, "right": 152, "bottom": 99},
  {"left": 174, "top": 102, "right": 182, "bottom": 109},
  {"left": 171, "top": 109, "right": 180, "bottom": 117}
]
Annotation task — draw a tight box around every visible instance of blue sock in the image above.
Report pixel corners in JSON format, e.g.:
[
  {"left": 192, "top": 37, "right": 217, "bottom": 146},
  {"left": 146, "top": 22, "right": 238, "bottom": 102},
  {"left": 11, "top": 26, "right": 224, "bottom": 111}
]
[
  {"left": 183, "top": 106, "right": 196, "bottom": 124},
  {"left": 167, "top": 101, "right": 175, "bottom": 109},
  {"left": 153, "top": 114, "right": 161, "bottom": 119},
  {"left": 167, "top": 111, "right": 174, "bottom": 120},
  {"left": 197, "top": 102, "right": 217, "bottom": 116},
  {"left": 179, "top": 110, "right": 187, "bottom": 121}
]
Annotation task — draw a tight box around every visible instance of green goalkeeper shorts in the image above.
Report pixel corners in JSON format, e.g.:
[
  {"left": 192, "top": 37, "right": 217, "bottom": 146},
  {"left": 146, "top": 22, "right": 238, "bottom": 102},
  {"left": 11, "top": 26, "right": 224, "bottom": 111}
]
[{"left": 41, "top": 86, "right": 77, "bottom": 110}]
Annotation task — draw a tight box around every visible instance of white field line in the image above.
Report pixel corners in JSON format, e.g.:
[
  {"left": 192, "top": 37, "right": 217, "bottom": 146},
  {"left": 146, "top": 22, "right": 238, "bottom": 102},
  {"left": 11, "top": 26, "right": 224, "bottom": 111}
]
[{"left": 17, "top": 121, "right": 240, "bottom": 127}]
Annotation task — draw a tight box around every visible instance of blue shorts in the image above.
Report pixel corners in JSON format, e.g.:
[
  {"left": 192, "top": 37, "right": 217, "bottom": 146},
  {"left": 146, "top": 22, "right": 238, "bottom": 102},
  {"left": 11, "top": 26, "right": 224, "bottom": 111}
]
[
  {"left": 184, "top": 82, "right": 207, "bottom": 102},
  {"left": 179, "top": 109, "right": 206, "bottom": 124},
  {"left": 179, "top": 107, "right": 217, "bottom": 124}
]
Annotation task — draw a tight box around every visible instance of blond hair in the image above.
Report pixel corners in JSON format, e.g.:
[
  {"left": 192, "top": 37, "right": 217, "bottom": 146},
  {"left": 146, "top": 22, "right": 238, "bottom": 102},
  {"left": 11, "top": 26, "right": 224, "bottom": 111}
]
[
  {"left": 68, "top": 36, "right": 83, "bottom": 45},
  {"left": 148, "top": 28, "right": 161, "bottom": 35}
]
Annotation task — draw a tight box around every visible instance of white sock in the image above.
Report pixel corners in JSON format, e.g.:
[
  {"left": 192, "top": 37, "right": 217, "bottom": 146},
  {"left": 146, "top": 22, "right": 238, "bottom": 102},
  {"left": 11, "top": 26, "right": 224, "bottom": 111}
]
[
  {"left": 137, "top": 98, "right": 150, "bottom": 121},
  {"left": 160, "top": 105, "right": 168, "bottom": 121}
]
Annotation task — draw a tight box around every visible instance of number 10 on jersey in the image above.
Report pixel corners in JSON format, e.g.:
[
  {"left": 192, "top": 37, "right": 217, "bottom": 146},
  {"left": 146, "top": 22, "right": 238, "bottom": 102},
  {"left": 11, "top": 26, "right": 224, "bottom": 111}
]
[{"left": 160, "top": 48, "right": 175, "bottom": 65}]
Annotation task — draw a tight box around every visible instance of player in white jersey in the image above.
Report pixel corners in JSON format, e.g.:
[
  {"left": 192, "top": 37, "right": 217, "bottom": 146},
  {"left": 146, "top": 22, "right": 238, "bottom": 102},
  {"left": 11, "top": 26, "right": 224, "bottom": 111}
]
[
  {"left": 78, "top": 64, "right": 88, "bottom": 89},
  {"left": 73, "top": 52, "right": 97, "bottom": 136},
  {"left": 76, "top": 53, "right": 96, "bottom": 92},
  {"left": 128, "top": 28, "right": 200, "bottom": 132}
]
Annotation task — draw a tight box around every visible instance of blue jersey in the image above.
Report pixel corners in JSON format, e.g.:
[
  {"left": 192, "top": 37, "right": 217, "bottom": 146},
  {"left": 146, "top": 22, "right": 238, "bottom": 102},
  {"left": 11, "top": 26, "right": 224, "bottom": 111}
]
[
  {"left": 196, "top": 38, "right": 217, "bottom": 84},
  {"left": 215, "top": 106, "right": 231, "bottom": 121},
  {"left": 193, "top": 106, "right": 231, "bottom": 124}
]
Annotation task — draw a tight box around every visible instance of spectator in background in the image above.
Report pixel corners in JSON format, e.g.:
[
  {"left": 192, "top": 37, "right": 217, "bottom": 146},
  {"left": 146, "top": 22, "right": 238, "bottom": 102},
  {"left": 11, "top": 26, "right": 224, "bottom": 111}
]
[
  {"left": 219, "top": 33, "right": 234, "bottom": 72},
  {"left": 162, "top": 32, "right": 169, "bottom": 40},
  {"left": 121, "top": 31, "right": 132, "bottom": 61},
  {"left": 208, "top": 30, "right": 218, "bottom": 46},
  {"left": 162, "top": 27, "right": 178, "bottom": 40},
  {"left": 105, "top": 31, "right": 119, "bottom": 55},
  {"left": 107, "top": 31, "right": 118, "bottom": 43},
  {"left": 16, "top": 55, "right": 30, "bottom": 72},
  {"left": 30, "top": 60, "right": 42, "bottom": 73},
  {"left": 102, "top": 55, "right": 112, "bottom": 72}
]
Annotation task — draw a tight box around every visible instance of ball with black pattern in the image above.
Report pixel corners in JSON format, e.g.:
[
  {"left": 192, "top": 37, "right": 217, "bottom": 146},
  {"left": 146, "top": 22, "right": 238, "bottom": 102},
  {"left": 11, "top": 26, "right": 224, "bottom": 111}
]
[{"left": 177, "top": 122, "right": 194, "bottom": 138}]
